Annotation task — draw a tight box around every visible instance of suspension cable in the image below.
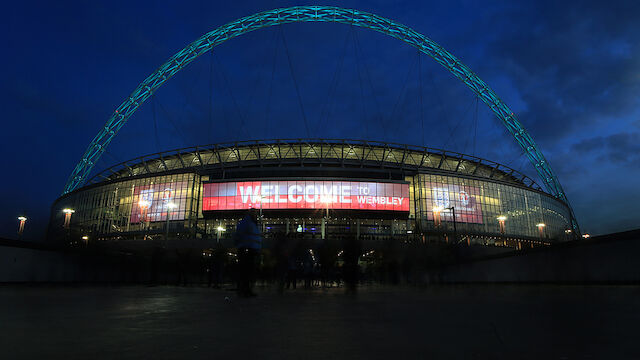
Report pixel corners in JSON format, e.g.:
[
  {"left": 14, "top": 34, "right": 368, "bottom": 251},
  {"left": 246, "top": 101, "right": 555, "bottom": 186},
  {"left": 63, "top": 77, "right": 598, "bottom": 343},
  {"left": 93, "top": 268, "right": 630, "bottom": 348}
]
[
  {"left": 208, "top": 49, "right": 214, "bottom": 142},
  {"left": 388, "top": 54, "right": 419, "bottom": 139},
  {"left": 418, "top": 50, "right": 424, "bottom": 146},
  {"left": 279, "top": 25, "right": 311, "bottom": 138},
  {"left": 316, "top": 26, "right": 352, "bottom": 135},
  {"left": 352, "top": 26, "right": 369, "bottom": 139},
  {"left": 264, "top": 28, "right": 280, "bottom": 139},
  {"left": 442, "top": 96, "right": 476, "bottom": 151},
  {"left": 473, "top": 95, "right": 478, "bottom": 157},
  {"left": 213, "top": 54, "right": 251, "bottom": 140},
  {"left": 353, "top": 28, "right": 386, "bottom": 140},
  {"left": 155, "top": 98, "right": 192, "bottom": 146},
  {"left": 152, "top": 94, "right": 159, "bottom": 153}
]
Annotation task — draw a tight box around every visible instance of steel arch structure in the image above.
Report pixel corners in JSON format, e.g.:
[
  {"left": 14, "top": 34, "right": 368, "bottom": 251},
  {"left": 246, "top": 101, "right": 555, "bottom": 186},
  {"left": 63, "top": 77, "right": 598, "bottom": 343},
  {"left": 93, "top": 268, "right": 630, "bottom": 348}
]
[{"left": 63, "top": 5, "right": 577, "bottom": 229}]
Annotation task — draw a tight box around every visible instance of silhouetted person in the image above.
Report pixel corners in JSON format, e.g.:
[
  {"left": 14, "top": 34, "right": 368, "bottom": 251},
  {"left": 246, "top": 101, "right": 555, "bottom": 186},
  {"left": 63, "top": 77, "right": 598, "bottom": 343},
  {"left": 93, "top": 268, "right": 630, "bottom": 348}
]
[
  {"left": 273, "top": 232, "right": 289, "bottom": 294},
  {"left": 234, "top": 209, "right": 262, "bottom": 297},
  {"left": 150, "top": 246, "right": 163, "bottom": 286},
  {"left": 342, "top": 234, "right": 361, "bottom": 294},
  {"left": 208, "top": 243, "right": 226, "bottom": 288},
  {"left": 175, "top": 248, "right": 187, "bottom": 286},
  {"left": 302, "top": 249, "right": 314, "bottom": 289}
]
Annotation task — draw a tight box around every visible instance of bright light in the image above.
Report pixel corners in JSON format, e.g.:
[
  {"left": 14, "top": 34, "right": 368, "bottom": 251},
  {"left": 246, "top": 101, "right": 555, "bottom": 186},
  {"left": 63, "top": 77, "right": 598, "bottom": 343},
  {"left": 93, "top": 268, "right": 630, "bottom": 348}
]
[
  {"left": 62, "top": 208, "right": 75, "bottom": 214},
  {"left": 536, "top": 223, "right": 546, "bottom": 228},
  {"left": 432, "top": 206, "right": 443, "bottom": 213},
  {"left": 582, "top": 233, "right": 591, "bottom": 239},
  {"left": 82, "top": 236, "right": 89, "bottom": 240},
  {"left": 497, "top": 216, "right": 507, "bottom": 221},
  {"left": 138, "top": 199, "right": 151, "bottom": 208},
  {"left": 216, "top": 226, "right": 226, "bottom": 232},
  {"left": 565, "top": 229, "right": 572, "bottom": 234},
  {"left": 17, "top": 216, "right": 27, "bottom": 221},
  {"left": 166, "top": 202, "right": 177, "bottom": 209}
]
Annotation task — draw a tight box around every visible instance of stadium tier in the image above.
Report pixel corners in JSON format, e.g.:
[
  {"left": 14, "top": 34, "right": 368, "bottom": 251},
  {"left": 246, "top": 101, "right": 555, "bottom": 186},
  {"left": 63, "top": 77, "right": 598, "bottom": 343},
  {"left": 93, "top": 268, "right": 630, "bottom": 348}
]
[{"left": 49, "top": 139, "right": 574, "bottom": 248}]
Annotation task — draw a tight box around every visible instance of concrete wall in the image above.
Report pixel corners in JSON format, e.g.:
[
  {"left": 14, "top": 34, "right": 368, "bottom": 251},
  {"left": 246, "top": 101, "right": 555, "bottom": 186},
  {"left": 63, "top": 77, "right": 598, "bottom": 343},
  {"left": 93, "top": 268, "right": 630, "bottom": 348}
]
[
  {"left": 3, "top": 230, "right": 639, "bottom": 284},
  {"left": 0, "top": 246, "right": 79, "bottom": 282},
  {"left": 440, "top": 230, "right": 640, "bottom": 283},
  {"left": 0, "top": 240, "right": 146, "bottom": 283}
]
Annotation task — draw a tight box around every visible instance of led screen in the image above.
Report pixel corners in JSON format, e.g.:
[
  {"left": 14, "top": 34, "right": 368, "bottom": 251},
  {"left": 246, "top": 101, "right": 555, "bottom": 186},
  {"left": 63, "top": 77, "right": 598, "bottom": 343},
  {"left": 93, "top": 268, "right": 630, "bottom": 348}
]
[
  {"left": 202, "top": 180, "right": 410, "bottom": 211},
  {"left": 424, "top": 183, "right": 483, "bottom": 223},
  {"left": 130, "top": 181, "right": 188, "bottom": 223}
]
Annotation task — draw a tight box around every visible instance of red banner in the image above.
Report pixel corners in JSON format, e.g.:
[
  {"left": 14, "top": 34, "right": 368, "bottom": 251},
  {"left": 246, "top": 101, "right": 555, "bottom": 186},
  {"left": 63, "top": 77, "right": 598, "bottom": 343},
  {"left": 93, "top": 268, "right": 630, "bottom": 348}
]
[{"left": 203, "top": 180, "right": 410, "bottom": 212}]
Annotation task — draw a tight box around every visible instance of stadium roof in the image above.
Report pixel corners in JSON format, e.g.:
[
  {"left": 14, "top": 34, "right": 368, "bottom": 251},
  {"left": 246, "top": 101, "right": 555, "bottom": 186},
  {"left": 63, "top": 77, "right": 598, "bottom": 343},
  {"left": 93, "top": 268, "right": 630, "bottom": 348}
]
[{"left": 86, "top": 139, "right": 542, "bottom": 191}]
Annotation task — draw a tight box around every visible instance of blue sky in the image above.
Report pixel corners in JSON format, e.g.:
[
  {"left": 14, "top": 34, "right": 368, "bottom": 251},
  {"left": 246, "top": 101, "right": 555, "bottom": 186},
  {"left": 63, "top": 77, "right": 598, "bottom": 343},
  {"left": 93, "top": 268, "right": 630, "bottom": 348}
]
[{"left": 2, "top": 0, "right": 639, "bottom": 240}]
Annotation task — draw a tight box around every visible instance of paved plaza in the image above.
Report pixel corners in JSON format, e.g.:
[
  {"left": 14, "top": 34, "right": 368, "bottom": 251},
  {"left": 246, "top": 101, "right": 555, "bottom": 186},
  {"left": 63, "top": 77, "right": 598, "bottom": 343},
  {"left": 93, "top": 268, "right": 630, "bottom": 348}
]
[{"left": 1, "top": 284, "right": 638, "bottom": 359}]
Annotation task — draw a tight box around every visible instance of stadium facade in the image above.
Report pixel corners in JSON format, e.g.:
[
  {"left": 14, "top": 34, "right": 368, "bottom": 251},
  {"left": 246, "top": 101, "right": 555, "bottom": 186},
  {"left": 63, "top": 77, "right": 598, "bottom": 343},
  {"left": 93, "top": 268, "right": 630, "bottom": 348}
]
[{"left": 48, "top": 139, "right": 574, "bottom": 249}]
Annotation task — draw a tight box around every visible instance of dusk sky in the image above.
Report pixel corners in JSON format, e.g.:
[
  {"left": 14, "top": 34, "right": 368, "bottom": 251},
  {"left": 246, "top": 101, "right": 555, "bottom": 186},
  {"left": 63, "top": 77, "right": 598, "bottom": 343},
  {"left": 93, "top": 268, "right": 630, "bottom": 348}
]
[{"left": 2, "top": 0, "right": 639, "bottom": 240}]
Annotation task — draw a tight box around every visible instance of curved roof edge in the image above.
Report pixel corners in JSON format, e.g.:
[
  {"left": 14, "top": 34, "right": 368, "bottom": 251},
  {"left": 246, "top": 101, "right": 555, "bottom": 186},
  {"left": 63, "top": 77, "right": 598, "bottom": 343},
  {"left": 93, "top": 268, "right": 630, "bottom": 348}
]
[{"left": 86, "top": 139, "right": 543, "bottom": 191}]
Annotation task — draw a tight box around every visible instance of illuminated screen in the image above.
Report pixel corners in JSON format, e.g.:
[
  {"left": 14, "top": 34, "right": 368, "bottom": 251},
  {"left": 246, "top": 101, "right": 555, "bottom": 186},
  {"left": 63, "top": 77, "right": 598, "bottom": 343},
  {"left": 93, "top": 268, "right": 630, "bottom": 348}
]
[
  {"left": 130, "top": 181, "right": 187, "bottom": 223},
  {"left": 425, "top": 183, "right": 483, "bottom": 223},
  {"left": 202, "top": 180, "right": 410, "bottom": 211}
]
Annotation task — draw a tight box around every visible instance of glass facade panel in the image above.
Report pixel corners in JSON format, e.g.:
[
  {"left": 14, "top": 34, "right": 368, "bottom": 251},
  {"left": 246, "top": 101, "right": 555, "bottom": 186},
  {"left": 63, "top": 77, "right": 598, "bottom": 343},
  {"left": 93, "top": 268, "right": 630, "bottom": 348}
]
[{"left": 413, "top": 173, "right": 570, "bottom": 241}]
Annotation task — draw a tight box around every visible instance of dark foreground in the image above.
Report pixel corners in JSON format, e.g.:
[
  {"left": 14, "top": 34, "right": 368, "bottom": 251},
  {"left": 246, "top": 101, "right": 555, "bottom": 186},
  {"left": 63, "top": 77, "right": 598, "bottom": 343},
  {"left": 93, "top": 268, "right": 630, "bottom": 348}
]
[{"left": 0, "top": 285, "right": 638, "bottom": 359}]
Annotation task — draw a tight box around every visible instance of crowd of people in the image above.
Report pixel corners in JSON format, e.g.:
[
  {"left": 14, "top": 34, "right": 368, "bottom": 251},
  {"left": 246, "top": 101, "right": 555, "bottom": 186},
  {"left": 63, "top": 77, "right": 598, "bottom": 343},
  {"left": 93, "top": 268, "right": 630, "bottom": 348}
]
[{"left": 146, "top": 210, "right": 459, "bottom": 293}]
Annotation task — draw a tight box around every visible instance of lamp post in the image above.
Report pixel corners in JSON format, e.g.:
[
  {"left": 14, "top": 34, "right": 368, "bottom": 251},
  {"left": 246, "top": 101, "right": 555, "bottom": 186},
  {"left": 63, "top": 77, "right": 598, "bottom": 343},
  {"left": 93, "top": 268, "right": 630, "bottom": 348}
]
[
  {"left": 62, "top": 208, "right": 75, "bottom": 229},
  {"left": 137, "top": 199, "right": 151, "bottom": 240},
  {"left": 445, "top": 207, "right": 457, "bottom": 244},
  {"left": 321, "top": 196, "right": 331, "bottom": 240},
  {"left": 165, "top": 202, "right": 177, "bottom": 246},
  {"left": 497, "top": 216, "right": 507, "bottom": 234},
  {"left": 255, "top": 195, "right": 265, "bottom": 232},
  {"left": 432, "top": 206, "right": 443, "bottom": 228},
  {"left": 17, "top": 216, "right": 27, "bottom": 237},
  {"left": 536, "top": 223, "right": 546, "bottom": 240},
  {"left": 564, "top": 229, "right": 572, "bottom": 241},
  {"left": 497, "top": 215, "right": 507, "bottom": 247},
  {"left": 216, "top": 225, "right": 226, "bottom": 243}
]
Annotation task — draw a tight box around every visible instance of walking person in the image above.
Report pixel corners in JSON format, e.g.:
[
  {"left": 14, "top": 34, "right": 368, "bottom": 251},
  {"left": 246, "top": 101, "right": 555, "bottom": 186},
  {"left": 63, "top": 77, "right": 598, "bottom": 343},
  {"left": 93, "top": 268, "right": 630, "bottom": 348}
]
[
  {"left": 234, "top": 209, "right": 263, "bottom": 297},
  {"left": 342, "top": 234, "right": 361, "bottom": 295}
]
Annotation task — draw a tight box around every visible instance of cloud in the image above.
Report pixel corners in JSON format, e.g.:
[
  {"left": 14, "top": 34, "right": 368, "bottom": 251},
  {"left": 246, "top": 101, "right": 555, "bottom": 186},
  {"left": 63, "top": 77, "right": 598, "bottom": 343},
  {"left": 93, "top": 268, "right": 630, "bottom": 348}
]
[
  {"left": 478, "top": 0, "right": 640, "bottom": 146},
  {"left": 571, "top": 131, "right": 640, "bottom": 165}
]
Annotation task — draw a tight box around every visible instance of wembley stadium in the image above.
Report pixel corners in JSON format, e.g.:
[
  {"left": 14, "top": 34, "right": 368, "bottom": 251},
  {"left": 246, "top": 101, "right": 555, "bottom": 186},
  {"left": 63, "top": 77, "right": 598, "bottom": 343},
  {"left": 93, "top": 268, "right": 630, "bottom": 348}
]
[
  {"left": 48, "top": 139, "right": 574, "bottom": 250},
  {"left": 46, "top": 6, "right": 580, "bottom": 252}
]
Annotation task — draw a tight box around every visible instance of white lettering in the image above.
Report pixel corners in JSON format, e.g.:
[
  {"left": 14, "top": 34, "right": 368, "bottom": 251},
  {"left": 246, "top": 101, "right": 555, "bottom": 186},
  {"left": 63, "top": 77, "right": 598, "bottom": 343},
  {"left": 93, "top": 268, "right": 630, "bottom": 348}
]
[
  {"left": 275, "top": 185, "right": 287, "bottom": 203},
  {"left": 260, "top": 185, "right": 272, "bottom": 203},
  {"left": 304, "top": 185, "right": 319, "bottom": 203},
  {"left": 240, "top": 186, "right": 261, "bottom": 203},
  {"left": 288, "top": 185, "right": 302, "bottom": 203},
  {"left": 341, "top": 186, "right": 352, "bottom": 203}
]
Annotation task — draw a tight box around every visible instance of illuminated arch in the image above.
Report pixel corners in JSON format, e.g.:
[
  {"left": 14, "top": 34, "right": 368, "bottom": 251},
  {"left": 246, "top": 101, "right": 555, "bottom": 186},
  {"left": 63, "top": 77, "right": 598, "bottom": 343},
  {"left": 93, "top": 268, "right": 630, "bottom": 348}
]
[{"left": 63, "top": 6, "right": 576, "bottom": 229}]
